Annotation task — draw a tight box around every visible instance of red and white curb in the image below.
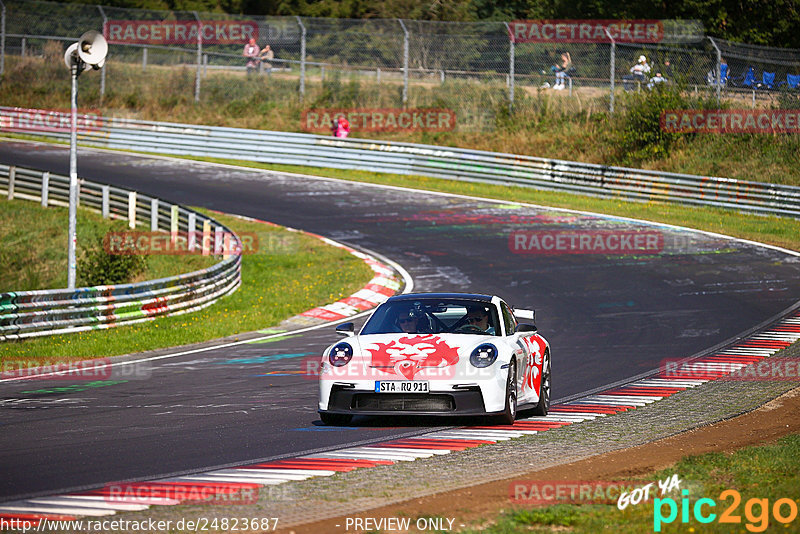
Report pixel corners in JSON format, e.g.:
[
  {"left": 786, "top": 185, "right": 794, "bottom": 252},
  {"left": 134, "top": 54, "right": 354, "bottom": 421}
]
[
  {"left": 2, "top": 312, "right": 798, "bottom": 525},
  {"left": 216, "top": 213, "right": 405, "bottom": 325}
]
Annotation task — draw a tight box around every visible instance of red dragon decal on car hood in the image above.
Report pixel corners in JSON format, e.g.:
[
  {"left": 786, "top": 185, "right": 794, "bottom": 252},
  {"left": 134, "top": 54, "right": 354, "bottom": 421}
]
[{"left": 365, "top": 335, "right": 461, "bottom": 379}]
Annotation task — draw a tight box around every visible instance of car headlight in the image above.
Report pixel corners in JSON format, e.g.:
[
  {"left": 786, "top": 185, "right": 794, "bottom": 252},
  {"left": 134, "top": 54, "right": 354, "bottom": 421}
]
[
  {"left": 329, "top": 342, "right": 354, "bottom": 367},
  {"left": 470, "top": 343, "right": 498, "bottom": 368}
]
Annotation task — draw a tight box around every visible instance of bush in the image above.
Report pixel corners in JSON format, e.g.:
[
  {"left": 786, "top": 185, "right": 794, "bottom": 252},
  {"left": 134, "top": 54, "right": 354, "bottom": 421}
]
[
  {"left": 614, "top": 86, "right": 691, "bottom": 163},
  {"left": 80, "top": 232, "right": 147, "bottom": 287}
]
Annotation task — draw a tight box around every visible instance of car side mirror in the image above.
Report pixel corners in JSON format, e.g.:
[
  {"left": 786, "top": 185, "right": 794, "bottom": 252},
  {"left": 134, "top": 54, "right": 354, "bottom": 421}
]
[
  {"left": 335, "top": 322, "right": 355, "bottom": 337},
  {"left": 516, "top": 323, "right": 537, "bottom": 333}
]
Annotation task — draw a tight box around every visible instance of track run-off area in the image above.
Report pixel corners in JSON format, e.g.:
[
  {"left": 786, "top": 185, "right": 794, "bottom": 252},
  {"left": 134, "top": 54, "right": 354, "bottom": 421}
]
[{"left": 1, "top": 140, "right": 800, "bottom": 520}]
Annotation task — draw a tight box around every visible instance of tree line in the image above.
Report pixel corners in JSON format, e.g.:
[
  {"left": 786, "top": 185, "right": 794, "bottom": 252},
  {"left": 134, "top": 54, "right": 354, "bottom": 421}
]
[{"left": 55, "top": 0, "right": 800, "bottom": 49}]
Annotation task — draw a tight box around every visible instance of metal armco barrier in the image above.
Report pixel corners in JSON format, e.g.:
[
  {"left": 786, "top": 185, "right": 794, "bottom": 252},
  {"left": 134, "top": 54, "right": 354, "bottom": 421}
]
[
  {"left": 0, "top": 163, "right": 242, "bottom": 341},
  {"left": 2, "top": 107, "right": 799, "bottom": 219}
]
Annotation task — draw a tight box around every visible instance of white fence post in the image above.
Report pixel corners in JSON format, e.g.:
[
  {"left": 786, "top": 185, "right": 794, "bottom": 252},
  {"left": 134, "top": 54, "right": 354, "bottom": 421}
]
[
  {"left": 128, "top": 191, "right": 137, "bottom": 229},
  {"left": 150, "top": 198, "right": 159, "bottom": 231},
  {"left": 202, "top": 219, "right": 211, "bottom": 256},
  {"left": 7, "top": 165, "right": 14, "bottom": 200},
  {"left": 101, "top": 185, "right": 109, "bottom": 218},
  {"left": 41, "top": 171, "right": 49, "bottom": 207},
  {"left": 170, "top": 205, "right": 179, "bottom": 244},
  {"left": 215, "top": 225, "right": 223, "bottom": 255},
  {"left": 188, "top": 212, "right": 197, "bottom": 252}
]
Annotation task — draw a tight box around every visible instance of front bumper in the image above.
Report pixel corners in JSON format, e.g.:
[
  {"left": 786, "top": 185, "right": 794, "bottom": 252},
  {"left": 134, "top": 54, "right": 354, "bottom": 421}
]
[{"left": 320, "top": 383, "right": 501, "bottom": 417}]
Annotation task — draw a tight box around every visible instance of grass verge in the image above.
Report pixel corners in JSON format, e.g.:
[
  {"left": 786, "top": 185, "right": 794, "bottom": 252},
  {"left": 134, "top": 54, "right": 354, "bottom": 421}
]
[
  {"left": 4, "top": 49, "right": 800, "bottom": 185},
  {"left": 0, "top": 208, "right": 374, "bottom": 362},
  {"left": 466, "top": 433, "right": 800, "bottom": 533},
  {"left": 0, "top": 197, "right": 217, "bottom": 291}
]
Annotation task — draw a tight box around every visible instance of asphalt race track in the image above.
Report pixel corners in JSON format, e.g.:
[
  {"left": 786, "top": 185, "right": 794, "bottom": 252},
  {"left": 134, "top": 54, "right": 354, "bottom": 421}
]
[{"left": 2, "top": 141, "right": 800, "bottom": 500}]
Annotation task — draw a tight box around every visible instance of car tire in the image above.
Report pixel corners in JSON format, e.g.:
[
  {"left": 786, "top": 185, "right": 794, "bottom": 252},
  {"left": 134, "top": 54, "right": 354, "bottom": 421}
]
[
  {"left": 495, "top": 360, "right": 517, "bottom": 425},
  {"left": 532, "top": 350, "right": 551, "bottom": 416},
  {"left": 320, "top": 412, "right": 352, "bottom": 426}
]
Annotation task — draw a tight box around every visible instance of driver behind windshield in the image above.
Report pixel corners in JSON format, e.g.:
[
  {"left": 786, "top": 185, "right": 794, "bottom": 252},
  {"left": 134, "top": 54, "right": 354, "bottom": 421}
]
[{"left": 464, "top": 305, "right": 496, "bottom": 334}]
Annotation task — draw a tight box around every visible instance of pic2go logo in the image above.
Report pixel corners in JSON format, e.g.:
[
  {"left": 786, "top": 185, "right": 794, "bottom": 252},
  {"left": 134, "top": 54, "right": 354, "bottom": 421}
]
[{"left": 654, "top": 489, "right": 798, "bottom": 532}]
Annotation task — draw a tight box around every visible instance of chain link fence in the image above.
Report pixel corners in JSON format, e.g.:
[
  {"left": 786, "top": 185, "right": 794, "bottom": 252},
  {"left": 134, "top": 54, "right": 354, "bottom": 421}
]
[{"left": 1, "top": 0, "right": 799, "bottom": 134}]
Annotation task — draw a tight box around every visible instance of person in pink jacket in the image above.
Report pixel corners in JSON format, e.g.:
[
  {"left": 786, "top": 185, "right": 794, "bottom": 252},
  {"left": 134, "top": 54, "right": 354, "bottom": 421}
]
[{"left": 332, "top": 116, "right": 350, "bottom": 138}]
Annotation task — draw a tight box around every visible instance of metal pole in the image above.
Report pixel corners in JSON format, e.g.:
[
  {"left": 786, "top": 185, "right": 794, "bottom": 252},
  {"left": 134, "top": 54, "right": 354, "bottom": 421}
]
[
  {"left": 193, "top": 11, "right": 201, "bottom": 102},
  {"left": 398, "top": 19, "right": 409, "bottom": 106},
  {"left": 68, "top": 62, "right": 80, "bottom": 289},
  {"left": 142, "top": 47, "right": 147, "bottom": 72},
  {"left": 97, "top": 5, "right": 107, "bottom": 98},
  {"left": 296, "top": 17, "right": 306, "bottom": 99},
  {"left": 605, "top": 28, "right": 615, "bottom": 114},
  {"left": 708, "top": 37, "right": 722, "bottom": 106},
  {"left": 0, "top": 1, "right": 6, "bottom": 76},
  {"left": 503, "top": 22, "right": 515, "bottom": 112}
]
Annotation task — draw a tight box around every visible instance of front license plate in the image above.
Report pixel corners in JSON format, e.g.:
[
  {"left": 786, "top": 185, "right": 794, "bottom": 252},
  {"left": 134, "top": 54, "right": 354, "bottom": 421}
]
[{"left": 375, "top": 381, "right": 429, "bottom": 393}]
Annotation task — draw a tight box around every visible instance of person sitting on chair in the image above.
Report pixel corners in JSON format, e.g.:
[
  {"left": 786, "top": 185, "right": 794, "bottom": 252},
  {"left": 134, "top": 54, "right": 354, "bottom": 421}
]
[{"left": 551, "top": 51, "right": 573, "bottom": 90}]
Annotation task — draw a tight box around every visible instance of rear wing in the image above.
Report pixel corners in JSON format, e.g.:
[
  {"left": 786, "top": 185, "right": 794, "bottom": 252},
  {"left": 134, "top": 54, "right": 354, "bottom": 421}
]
[{"left": 514, "top": 309, "right": 535, "bottom": 321}]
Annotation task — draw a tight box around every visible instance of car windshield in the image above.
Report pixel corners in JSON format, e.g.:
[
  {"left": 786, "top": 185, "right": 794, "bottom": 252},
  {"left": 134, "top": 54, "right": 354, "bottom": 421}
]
[{"left": 361, "top": 298, "right": 500, "bottom": 336}]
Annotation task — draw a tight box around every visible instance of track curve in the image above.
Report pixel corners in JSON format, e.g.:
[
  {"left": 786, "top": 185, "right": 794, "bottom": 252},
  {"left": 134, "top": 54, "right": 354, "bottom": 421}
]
[{"left": 1, "top": 140, "right": 799, "bottom": 500}]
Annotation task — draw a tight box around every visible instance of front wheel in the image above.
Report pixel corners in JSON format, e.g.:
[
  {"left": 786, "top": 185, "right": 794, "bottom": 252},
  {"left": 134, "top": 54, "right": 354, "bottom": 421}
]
[
  {"left": 320, "top": 412, "right": 352, "bottom": 426},
  {"left": 495, "top": 360, "right": 517, "bottom": 425},
  {"left": 531, "top": 351, "right": 551, "bottom": 416}
]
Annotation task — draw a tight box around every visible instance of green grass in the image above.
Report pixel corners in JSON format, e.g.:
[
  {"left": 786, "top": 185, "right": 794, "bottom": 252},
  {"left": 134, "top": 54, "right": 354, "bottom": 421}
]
[
  {"left": 4, "top": 48, "right": 800, "bottom": 186},
  {"left": 0, "top": 197, "right": 217, "bottom": 291},
  {"left": 463, "top": 433, "right": 800, "bottom": 533},
  {"left": 0, "top": 209, "right": 374, "bottom": 361}
]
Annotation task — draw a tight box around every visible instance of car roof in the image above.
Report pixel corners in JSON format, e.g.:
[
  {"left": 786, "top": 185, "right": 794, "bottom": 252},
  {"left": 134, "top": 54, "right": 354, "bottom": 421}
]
[{"left": 387, "top": 292, "right": 495, "bottom": 303}]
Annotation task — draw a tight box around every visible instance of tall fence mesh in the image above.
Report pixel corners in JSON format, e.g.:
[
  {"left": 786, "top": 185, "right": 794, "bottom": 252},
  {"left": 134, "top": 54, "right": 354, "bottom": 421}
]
[{"left": 1, "top": 0, "right": 799, "bottom": 134}]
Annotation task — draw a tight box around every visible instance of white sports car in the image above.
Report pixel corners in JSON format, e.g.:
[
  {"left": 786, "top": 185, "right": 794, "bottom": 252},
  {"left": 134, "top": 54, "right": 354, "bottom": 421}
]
[{"left": 318, "top": 293, "right": 551, "bottom": 425}]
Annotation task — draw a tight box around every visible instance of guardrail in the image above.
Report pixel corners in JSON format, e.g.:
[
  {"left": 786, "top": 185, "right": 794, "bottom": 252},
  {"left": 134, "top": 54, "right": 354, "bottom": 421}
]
[
  {"left": 0, "top": 163, "right": 242, "bottom": 341},
  {"left": 2, "top": 107, "right": 799, "bottom": 219}
]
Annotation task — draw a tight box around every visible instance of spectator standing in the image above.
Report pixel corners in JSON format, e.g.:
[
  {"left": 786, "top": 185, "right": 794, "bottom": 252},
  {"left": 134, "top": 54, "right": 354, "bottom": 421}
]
[
  {"left": 332, "top": 116, "right": 350, "bottom": 138},
  {"left": 623, "top": 55, "right": 651, "bottom": 91},
  {"left": 259, "top": 44, "right": 274, "bottom": 76},
  {"left": 243, "top": 38, "right": 259, "bottom": 76}
]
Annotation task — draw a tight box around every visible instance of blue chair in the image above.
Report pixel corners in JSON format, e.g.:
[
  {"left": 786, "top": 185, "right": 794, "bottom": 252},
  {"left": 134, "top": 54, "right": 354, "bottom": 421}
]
[
  {"left": 778, "top": 74, "right": 800, "bottom": 90},
  {"left": 732, "top": 66, "right": 756, "bottom": 88},
  {"left": 757, "top": 71, "right": 776, "bottom": 90}
]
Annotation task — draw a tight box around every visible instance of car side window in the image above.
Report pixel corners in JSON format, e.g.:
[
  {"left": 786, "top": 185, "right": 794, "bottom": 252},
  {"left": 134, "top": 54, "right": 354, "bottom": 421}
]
[{"left": 500, "top": 303, "right": 517, "bottom": 336}]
